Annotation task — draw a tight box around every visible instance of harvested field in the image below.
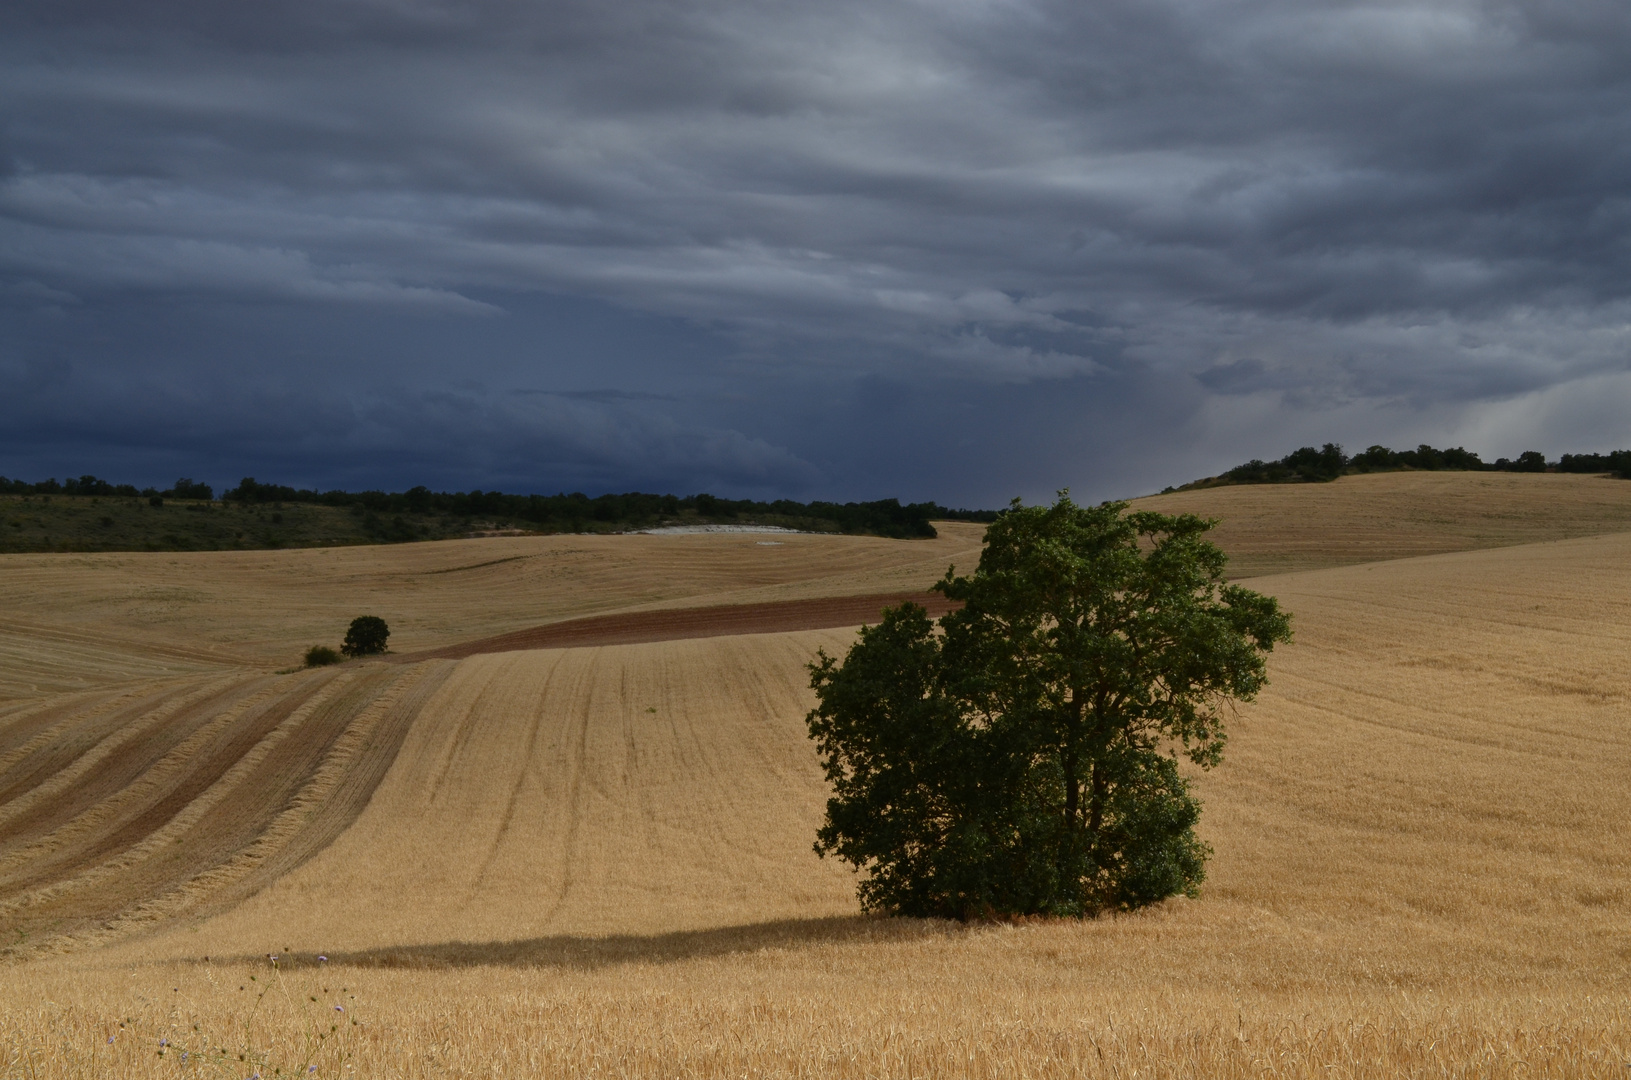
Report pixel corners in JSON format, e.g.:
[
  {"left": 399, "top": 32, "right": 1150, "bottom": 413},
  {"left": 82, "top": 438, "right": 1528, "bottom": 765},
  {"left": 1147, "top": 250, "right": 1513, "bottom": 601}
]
[
  {"left": 1137, "top": 469, "right": 1631, "bottom": 576},
  {"left": 1, "top": 473, "right": 1629, "bottom": 1077},
  {"left": 0, "top": 525, "right": 987, "bottom": 685},
  {"left": 0, "top": 662, "right": 454, "bottom": 956},
  {"left": 77, "top": 531, "right": 1628, "bottom": 963},
  {"left": 148, "top": 630, "right": 863, "bottom": 954},
  {"left": 2, "top": 472, "right": 1628, "bottom": 694}
]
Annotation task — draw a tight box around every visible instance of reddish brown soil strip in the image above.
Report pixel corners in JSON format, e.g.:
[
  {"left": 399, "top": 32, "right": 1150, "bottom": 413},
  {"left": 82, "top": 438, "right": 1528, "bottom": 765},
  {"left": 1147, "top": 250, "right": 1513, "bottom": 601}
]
[{"left": 396, "top": 592, "right": 962, "bottom": 662}]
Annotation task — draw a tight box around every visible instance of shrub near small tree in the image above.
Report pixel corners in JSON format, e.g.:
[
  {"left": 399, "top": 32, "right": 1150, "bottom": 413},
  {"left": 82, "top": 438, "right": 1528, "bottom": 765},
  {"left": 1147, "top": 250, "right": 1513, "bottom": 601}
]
[
  {"left": 341, "top": 616, "right": 390, "bottom": 657},
  {"left": 806, "top": 494, "right": 1292, "bottom": 919}
]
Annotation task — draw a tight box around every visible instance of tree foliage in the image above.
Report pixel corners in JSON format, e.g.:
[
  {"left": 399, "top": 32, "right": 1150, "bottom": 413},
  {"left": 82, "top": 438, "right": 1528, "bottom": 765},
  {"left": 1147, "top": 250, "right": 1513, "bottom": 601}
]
[
  {"left": 1171, "top": 441, "right": 1631, "bottom": 492},
  {"left": 1222, "top": 442, "right": 1349, "bottom": 483},
  {"left": 222, "top": 479, "right": 995, "bottom": 538},
  {"left": 304, "top": 645, "right": 342, "bottom": 667},
  {"left": 0, "top": 474, "right": 1002, "bottom": 539},
  {"left": 341, "top": 616, "right": 391, "bottom": 657},
  {"left": 1554, "top": 450, "right": 1631, "bottom": 476},
  {"left": 807, "top": 494, "right": 1292, "bottom": 919}
]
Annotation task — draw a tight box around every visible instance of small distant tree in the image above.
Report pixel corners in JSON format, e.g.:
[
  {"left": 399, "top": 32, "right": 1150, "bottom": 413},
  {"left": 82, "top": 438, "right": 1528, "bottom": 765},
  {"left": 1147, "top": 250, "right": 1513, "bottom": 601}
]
[
  {"left": 807, "top": 494, "right": 1291, "bottom": 919},
  {"left": 341, "top": 616, "right": 390, "bottom": 657}
]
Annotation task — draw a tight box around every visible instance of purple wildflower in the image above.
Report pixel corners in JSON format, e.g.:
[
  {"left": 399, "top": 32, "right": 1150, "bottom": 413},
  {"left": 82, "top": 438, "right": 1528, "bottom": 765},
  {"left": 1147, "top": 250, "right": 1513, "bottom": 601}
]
[
  {"left": 334, "top": 1005, "right": 343, "bottom": 1012},
  {"left": 107, "top": 1036, "right": 114, "bottom": 1044}
]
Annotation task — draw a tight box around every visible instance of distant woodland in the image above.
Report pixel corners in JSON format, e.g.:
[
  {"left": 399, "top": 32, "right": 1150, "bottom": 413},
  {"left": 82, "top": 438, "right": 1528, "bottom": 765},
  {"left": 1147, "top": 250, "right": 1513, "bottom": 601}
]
[
  {"left": 0, "top": 475, "right": 999, "bottom": 553},
  {"left": 7, "top": 447, "right": 1627, "bottom": 553},
  {"left": 1171, "top": 444, "right": 1631, "bottom": 492}
]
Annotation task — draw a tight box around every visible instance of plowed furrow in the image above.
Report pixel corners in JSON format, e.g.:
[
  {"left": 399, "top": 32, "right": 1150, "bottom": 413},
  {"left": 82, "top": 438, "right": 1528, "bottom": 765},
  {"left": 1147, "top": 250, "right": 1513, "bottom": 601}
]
[
  {"left": 0, "top": 690, "right": 123, "bottom": 760},
  {"left": 0, "top": 662, "right": 450, "bottom": 958},
  {"left": 0, "top": 671, "right": 337, "bottom": 891},
  {"left": 33, "top": 670, "right": 399, "bottom": 922},
  {"left": 200, "top": 659, "right": 457, "bottom": 912},
  {"left": 0, "top": 677, "right": 254, "bottom": 814}
]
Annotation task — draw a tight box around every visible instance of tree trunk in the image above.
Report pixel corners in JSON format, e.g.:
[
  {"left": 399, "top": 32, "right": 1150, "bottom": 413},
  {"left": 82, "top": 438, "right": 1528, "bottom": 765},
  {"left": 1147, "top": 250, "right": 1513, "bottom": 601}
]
[
  {"left": 1088, "top": 761, "right": 1106, "bottom": 840},
  {"left": 1063, "top": 744, "right": 1078, "bottom": 827},
  {"left": 1061, "top": 700, "right": 1083, "bottom": 888},
  {"left": 1063, "top": 698, "right": 1084, "bottom": 825}
]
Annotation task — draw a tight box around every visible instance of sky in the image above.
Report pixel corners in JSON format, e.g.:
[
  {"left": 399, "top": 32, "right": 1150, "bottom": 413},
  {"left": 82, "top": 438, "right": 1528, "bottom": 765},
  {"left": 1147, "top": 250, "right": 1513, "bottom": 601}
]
[{"left": 5, "top": 0, "right": 1631, "bottom": 506}]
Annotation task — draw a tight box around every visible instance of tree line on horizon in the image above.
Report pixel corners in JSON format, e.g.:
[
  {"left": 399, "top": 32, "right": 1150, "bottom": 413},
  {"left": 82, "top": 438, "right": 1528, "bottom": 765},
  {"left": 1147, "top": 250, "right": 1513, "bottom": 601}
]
[
  {"left": 0, "top": 476, "right": 217, "bottom": 502},
  {"left": 1169, "top": 443, "right": 1631, "bottom": 491},
  {"left": 0, "top": 474, "right": 1002, "bottom": 540}
]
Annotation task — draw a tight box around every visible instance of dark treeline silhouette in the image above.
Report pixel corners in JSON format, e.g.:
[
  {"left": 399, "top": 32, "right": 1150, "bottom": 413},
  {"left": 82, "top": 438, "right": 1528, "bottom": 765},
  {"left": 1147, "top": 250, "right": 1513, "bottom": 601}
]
[
  {"left": 0, "top": 475, "right": 214, "bottom": 501},
  {"left": 1173, "top": 444, "right": 1631, "bottom": 491},
  {"left": 0, "top": 474, "right": 1002, "bottom": 540}
]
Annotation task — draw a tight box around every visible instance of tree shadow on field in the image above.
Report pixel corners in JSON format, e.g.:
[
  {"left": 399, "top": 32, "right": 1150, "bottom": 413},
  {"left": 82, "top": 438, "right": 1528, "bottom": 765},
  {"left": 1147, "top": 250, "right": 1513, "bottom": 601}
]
[{"left": 220, "top": 915, "right": 977, "bottom": 972}]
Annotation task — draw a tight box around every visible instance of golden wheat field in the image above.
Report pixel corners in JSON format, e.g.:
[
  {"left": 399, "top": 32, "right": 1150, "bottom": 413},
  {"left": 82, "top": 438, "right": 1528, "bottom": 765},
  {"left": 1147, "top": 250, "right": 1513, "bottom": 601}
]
[{"left": 2, "top": 472, "right": 1630, "bottom": 1078}]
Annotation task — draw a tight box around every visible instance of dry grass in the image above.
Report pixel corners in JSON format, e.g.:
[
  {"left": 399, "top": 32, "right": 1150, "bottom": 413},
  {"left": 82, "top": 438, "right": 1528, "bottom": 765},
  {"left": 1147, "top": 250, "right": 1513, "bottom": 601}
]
[
  {"left": 4, "top": 943, "right": 1625, "bottom": 1079},
  {"left": 3, "top": 474, "right": 1631, "bottom": 1076}
]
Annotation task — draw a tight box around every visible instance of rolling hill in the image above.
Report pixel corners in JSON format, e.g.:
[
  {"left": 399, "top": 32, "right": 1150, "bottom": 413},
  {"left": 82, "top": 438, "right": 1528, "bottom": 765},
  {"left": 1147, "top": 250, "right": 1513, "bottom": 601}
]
[{"left": 1, "top": 472, "right": 1627, "bottom": 1077}]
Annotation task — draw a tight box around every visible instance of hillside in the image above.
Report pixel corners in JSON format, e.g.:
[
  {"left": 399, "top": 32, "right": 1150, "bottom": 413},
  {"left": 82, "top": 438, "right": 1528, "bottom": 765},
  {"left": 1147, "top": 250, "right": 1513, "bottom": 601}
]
[
  {"left": 84, "top": 530, "right": 1628, "bottom": 966},
  {"left": 0, "top": 524, "right": 988, "bottom": 698},
  {"left": 0, "top": 487, "right": 975, "bottom": 554},
  {"left": 0, "top": 494, "right": 471, "bottom": 553},
  {"left": 1132, "top": 468, "right": 1631, "bottom": 576},
  {"left": 1, "top": 472, "right": 1628, "bottom": 1076},
  {"left": 6, "top": 471, "right": 1631, "bottom": 697}
]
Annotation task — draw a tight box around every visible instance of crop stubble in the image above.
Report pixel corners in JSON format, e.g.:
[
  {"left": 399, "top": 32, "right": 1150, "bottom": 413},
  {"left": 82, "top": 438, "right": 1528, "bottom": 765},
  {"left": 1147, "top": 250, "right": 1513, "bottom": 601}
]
[{"left": 1, "top": 473, "right": 1629, "bottom": 1076}]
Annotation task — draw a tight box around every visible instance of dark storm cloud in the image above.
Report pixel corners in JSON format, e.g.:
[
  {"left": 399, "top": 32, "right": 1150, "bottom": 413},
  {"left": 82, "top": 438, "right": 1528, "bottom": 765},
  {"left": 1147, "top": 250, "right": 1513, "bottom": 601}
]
[{"left": 4, "top": 0, "right": 1631, "bottom": 501}]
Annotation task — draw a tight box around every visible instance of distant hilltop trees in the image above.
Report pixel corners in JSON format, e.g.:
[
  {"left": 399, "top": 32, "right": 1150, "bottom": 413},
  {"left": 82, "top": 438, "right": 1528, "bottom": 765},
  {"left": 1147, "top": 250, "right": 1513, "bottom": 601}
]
[
  {"left": 0, "top": 473, "right": 1001, "bottom": 541},
  {"left": 216, "top": 479, "right": 1000, "bottom": 538},
  {"left": 0, "top": 475, "right": 214, "bottom": 501},
  {"left": 1171, "top": 444, "right": 1631, "bottom": 492}
]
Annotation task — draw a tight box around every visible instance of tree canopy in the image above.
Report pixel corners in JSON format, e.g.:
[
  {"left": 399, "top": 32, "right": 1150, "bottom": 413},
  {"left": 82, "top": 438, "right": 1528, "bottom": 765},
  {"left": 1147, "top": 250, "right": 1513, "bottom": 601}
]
[
  {"left": 341, "top": 616, "right": 391, "bottom": 657},
  {"left": 219, "top": 480, "right": 994, "bottom": 538},
  {"left": 806, "top": 494, "right": 1292, "bottom": 919},
  {"left": 1169, "top": 442, "right": 1631, "bottom": 491}
]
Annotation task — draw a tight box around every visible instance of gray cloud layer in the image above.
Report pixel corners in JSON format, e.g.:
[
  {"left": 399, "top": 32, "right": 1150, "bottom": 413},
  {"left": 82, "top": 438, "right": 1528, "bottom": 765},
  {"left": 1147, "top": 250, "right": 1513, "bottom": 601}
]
[{"left": 4, "top": 0, "right": 1631, "bottom": 501}]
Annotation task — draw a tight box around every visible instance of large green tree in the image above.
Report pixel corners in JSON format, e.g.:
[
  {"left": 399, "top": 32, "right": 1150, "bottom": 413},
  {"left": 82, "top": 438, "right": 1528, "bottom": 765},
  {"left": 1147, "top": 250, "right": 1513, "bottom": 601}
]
[{"left": 807, "top": 494, "right": 1292, "bottom": 918}]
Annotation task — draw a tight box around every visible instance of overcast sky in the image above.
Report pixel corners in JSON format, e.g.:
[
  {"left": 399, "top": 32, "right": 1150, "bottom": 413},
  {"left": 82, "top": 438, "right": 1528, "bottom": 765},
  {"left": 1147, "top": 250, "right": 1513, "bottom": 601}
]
[{"left": 5, "top": 0, "right": 1631, "bottom": 505}]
